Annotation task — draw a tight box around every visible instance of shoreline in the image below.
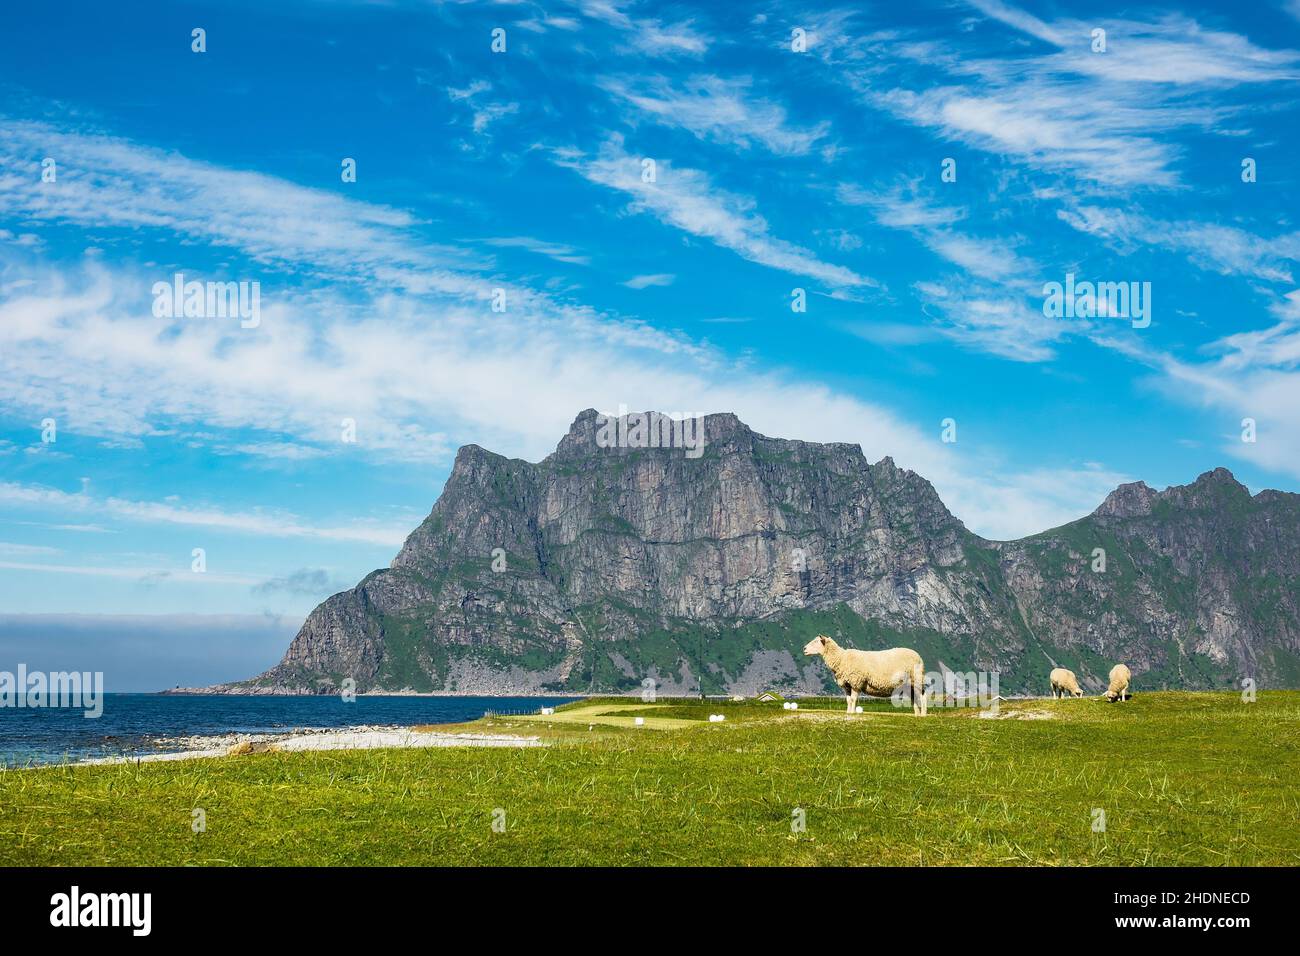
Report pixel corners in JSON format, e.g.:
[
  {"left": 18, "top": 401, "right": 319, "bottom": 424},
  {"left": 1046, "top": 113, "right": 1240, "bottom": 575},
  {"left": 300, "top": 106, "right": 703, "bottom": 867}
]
[
  {"left": 61, "top": 725, "right": 545, "bottom": 768},
  {"left": 157, "top": 688, "right": 595, "bottom": 698}
]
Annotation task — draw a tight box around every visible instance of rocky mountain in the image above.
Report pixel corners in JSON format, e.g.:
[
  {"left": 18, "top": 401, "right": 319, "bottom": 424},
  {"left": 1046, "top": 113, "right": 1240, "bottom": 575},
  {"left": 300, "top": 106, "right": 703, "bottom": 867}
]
[{"left": 219, "top": 409, "right": 1300, "bottom": 696}]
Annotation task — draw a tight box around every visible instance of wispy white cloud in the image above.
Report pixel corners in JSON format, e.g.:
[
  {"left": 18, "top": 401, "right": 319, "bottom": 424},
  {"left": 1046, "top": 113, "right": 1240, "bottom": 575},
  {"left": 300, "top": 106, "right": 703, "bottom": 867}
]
[
  {"left": 1058, "top": 205, "right": 1300, "bottom": 284},
  {"left": 600, "top": 74, "right": 830, "bottom": 156},
  {"left": 838, "top": 183, "right": 1059, "bottom": 360},
  {"left": 0, "top": 228, "right": 41, "bottom": 247},
  {"left": 968, "top": 0, "right": 1300, "bottom": 85},
  {"left": 483, "top": 236, "right": 591, "bottom": 266},
  {"left": 809, "top": 2, "right": 1299, "bottom": 186},
  {"left": 0, "top": 541, "right": 60, "bottom": 557},
  {"left": 839, "top": 183, "right": 1035, "bottom": 282},
  {"left": 556, "top": 136, "right": 878, "bottom": 289},
  {"left": 914, "top": 280, "right": 1070, "bottom": 363},
  {"left": 0, "top": 118, "right": 498, "bottom": 301},
  {"left": 1104, "top": 289, "right": 1300, "bottom": 481},
  {"left": 0, "top": 480, "right": 412, "bottom": 547},
  {"left": 924, "top": 233, "right": 1030, "bottom": 283},
  {"left": 223, "top": 441, "right": 328, "bottom": 462},
  {"left": 839, "top": 184, "right": 963, "bottom": 231},
  {"left": 952, "top": 462, "right": 1136, "bottom": 541},
  {"left": 622, "top": 272, "right": 675, "bottom": 289},
  {"left": 0, "top": 559, "right": 266, "bottom": 586},
  {"left": 447, "top": 82, "right": 520, "bottom": 134},
  {"left": 572, "top": 0, "right": 708, "bottom": 57}
]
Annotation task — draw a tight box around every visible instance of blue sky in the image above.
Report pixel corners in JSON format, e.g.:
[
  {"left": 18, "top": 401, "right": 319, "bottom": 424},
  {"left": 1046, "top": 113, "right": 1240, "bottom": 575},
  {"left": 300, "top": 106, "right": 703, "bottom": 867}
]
[{"left": 2, "top": 0, "right": 1299, "bottom": 681}]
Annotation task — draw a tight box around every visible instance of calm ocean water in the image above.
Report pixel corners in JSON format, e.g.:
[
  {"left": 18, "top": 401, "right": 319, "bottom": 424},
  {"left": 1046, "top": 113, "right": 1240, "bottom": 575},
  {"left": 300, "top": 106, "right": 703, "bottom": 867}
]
[{"left": 0, "top": 694, "right": 579, "bottom": 767}]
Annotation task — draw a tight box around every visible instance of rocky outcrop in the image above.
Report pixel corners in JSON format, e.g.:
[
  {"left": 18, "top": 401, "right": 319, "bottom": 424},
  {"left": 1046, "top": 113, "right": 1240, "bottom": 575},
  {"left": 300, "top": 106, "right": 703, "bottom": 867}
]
[{"left": 219, "top": 410, "right": 1300, "bottom": 695}]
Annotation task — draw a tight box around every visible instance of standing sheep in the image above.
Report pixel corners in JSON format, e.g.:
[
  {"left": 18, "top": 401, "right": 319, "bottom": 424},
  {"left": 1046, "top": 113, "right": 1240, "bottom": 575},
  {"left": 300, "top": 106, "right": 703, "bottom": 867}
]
[
  {"left": 1049, "top": 667, "right": 1083, "bottom": 699},
  {"left": 1104, "top": 663, "right": 1132, "bottom": 702},
  {"left": 802, "top": 635, "right": 927, "bottom": 716}
]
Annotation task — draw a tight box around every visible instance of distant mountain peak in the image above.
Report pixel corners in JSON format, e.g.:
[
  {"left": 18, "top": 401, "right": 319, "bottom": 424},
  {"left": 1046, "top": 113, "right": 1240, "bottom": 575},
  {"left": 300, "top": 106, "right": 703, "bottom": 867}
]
[
  {"left": 1095, "top": 480, "right": 1156, "bottom": 518},
  {"left": 551, "top": 407, "right": 734, "bottom": 460},
  {"left": 1096, "top": 467, "right": 1256, "bottom": 520},
  {"left": 1189, "top": 466, "right": 1247, "bottom": 491}
]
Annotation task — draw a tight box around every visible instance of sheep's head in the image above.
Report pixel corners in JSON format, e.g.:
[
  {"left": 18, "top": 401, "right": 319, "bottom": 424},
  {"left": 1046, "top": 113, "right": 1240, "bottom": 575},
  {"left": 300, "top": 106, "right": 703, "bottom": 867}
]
[
  {"left": 1103, "top": 690, "right": 1118, "bottom": 702},
  {"left": 802, "top": 635, "right": 828, "bottom": 657},
  {"left": 1072, "top": 687, "right": 1085, "bottom": 698}
]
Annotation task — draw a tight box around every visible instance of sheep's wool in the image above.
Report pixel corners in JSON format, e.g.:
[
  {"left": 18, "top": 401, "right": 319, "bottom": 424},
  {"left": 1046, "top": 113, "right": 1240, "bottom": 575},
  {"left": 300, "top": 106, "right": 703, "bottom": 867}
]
[
  {"left": 1105, "top": 664, "right": 1132, "bottom": 701},
  {"left": 1049, "top": 667, "right": 1083, "bottom": 698},
  {"left": 807, "top": 636, "right": 927, "bottom": 716}
]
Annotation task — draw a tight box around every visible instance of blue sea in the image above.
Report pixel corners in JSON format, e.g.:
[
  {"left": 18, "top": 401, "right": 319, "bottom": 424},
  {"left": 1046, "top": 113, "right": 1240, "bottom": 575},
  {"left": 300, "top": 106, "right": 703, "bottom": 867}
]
[{"left": 0, "top": 694, "right": 579, "bottom": 767}]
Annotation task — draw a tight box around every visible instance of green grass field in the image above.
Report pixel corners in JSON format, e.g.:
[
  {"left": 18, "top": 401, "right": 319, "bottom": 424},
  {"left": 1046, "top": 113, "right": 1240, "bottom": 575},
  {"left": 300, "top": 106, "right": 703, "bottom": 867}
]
[{"left": 2, "top": 692, "right": 1296, "bottom": 866}]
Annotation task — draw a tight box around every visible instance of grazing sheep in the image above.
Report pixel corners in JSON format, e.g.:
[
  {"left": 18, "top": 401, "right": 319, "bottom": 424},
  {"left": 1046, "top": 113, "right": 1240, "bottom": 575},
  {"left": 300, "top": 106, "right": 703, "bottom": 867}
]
[
  {"left": 1104, "top": 664, "right": 1132, "bottom": 702},
  {"left": 1049, "top": 667, "right": 1084, "bottom": 699},
  {"left": 802, "top": 635, "right": 927, "bottom": 716}
]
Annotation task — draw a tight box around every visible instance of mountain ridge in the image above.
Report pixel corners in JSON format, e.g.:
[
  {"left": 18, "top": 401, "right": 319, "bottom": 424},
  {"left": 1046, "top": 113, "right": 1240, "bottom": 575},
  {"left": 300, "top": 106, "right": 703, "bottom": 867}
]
[{"left": 207, "top": 410, "right": 1300, "bottom": 696}]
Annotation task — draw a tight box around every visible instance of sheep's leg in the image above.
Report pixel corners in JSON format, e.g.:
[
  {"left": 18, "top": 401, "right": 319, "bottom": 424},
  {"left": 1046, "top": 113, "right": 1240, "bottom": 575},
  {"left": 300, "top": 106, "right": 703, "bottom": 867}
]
[
  {"left": 911, "top": 664, "right": 927, "bottom": 717},
  {"left": 846, "top": 688, "right": 857, "bottom": 714}
]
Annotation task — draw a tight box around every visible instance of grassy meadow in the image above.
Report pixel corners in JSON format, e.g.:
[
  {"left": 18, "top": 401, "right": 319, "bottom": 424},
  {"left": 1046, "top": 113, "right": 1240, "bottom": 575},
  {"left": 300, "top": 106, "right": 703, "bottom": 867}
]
[{"left": 1, "top": 691, "right": 1296, "bottom": 866}]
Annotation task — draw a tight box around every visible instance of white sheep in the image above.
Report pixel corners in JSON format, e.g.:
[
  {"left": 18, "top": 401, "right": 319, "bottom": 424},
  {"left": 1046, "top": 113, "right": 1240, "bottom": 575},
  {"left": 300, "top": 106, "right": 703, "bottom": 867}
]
[
  {"left": 802, "top": 635, "right": 927, "bottom": 716},
  {"left": 1104, "top": 664, "right": 1132, "bottom": 702},
  {"left": 1049, "top": 667, "right": 1084, "bottom": 699}
]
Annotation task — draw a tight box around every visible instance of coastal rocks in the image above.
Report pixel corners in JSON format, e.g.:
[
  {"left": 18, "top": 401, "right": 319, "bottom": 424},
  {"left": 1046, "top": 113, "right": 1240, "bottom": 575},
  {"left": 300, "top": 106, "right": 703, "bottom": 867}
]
[{"left": 77, "top": 727, "right": 545, "bottom": 766}]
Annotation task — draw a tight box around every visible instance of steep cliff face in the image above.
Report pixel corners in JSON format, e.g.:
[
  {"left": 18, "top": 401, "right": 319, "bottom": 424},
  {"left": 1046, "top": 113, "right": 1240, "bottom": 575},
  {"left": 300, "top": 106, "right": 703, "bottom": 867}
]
[
  {"left": 995, "top": 468, "right": 1300, "bottom": 690},
  {"left": 231, "top": 410, "right": 1300, "bottom": 695}
]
